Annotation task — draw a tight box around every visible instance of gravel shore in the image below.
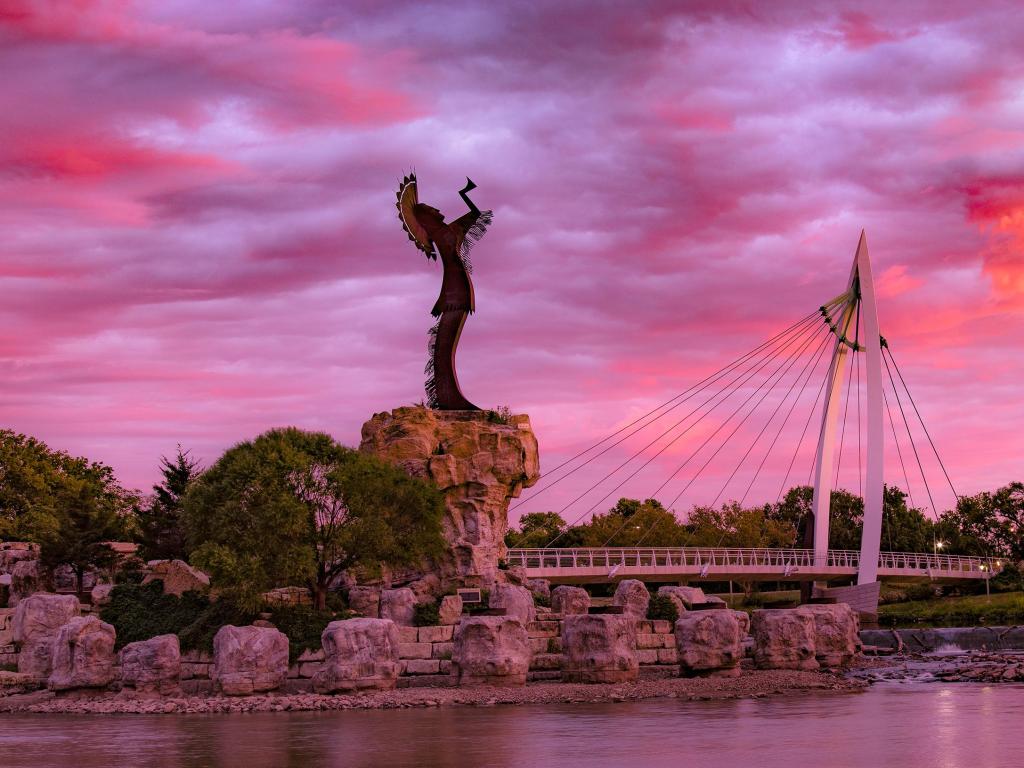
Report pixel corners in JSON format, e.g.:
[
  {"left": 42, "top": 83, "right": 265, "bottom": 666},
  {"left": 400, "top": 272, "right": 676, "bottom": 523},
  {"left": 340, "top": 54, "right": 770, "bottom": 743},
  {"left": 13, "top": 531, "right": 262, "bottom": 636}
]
[{"left": 0, "top": 669, "right": 866, "bottom": 715}]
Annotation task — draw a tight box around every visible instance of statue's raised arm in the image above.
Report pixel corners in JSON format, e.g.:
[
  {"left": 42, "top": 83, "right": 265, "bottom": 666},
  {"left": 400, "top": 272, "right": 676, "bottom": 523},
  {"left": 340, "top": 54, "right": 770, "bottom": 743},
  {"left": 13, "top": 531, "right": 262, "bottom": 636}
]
[{"left": 396, "top": 173, "right": 492, "bottom": 410}]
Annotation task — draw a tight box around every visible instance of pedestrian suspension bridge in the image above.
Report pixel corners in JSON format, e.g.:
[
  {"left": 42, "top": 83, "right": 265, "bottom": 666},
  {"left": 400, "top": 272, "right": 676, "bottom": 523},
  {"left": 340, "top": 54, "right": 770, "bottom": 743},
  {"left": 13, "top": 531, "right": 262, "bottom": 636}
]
[{"left": 507, "top": 233, "right": 999, "bottom": 610}]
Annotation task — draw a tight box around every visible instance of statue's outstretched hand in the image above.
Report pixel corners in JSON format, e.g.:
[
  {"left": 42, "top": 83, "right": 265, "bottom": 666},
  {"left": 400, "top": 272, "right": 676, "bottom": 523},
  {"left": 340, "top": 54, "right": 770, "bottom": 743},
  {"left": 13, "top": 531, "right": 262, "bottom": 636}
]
[{"left": 460, "top": 177, "right": 477, "bottom": 195}]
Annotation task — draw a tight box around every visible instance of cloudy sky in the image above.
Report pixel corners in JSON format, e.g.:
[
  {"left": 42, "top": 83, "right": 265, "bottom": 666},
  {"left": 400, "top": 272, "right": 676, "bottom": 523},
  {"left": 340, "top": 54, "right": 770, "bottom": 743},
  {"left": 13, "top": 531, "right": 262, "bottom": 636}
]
[{"left": 2, "top": 1, "right": 1022, "bottom": 522}]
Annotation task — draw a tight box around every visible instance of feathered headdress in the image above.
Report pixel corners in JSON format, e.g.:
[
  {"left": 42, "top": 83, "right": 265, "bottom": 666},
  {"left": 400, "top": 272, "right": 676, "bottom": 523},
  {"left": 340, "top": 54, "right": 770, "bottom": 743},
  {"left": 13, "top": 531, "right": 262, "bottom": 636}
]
[{"left": 396, "top": 173, "right": 435, "bottom": 259}]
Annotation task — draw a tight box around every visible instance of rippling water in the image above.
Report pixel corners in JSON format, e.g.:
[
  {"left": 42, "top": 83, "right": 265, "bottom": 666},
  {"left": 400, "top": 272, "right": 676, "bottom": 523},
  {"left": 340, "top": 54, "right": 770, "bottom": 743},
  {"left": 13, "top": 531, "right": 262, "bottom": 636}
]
[{"left": 2, "top": 684, "right": 1023, "bottom": 768}]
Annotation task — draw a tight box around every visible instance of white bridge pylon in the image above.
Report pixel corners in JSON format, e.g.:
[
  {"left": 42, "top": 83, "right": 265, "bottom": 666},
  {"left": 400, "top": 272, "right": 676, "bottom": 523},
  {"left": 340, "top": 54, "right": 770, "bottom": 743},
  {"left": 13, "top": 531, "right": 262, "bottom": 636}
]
[{"left": 810, "top": 231, "right": 884, "bottom": 585}]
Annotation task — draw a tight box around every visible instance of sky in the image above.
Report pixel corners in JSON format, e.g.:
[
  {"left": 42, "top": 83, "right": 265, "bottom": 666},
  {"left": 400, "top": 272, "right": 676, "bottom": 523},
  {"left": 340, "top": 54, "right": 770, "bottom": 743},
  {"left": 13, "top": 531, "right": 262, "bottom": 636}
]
[{"left": 1, "top": 0, "right": 1022, "bottom": 524}]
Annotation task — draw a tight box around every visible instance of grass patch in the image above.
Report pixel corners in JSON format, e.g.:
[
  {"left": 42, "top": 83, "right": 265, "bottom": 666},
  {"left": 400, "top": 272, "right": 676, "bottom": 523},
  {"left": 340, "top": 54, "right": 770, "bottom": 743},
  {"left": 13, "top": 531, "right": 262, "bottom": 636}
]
[{"left": 877, "top": 590, "right": 1024, "bottom": 628}]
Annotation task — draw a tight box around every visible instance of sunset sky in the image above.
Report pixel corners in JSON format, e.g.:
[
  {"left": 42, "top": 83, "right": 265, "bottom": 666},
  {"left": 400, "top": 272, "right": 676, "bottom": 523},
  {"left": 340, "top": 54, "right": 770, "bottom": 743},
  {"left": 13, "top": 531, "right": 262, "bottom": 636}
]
[{"left": 2, "top": 1, "right": 1022, "bottom": 523}]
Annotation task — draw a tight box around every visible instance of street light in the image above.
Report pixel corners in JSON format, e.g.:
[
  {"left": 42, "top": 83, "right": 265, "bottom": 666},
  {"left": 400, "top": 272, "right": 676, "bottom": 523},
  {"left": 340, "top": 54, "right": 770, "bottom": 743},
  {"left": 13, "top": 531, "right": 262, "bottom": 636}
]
[{"left": 980, "top": 563, "right": 990, "bottom": 598}]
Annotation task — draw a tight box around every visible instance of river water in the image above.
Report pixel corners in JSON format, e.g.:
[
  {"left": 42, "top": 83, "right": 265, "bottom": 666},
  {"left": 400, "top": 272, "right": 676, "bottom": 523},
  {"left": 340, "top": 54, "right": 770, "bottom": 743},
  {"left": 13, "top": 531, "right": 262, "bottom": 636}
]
[{"left": 2, "top": 683, "right": 1023, "bottom": 768}]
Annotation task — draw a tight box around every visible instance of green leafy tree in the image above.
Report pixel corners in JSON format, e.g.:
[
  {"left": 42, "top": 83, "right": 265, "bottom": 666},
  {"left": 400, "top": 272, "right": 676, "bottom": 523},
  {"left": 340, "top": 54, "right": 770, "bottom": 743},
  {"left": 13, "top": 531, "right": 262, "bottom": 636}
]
[
  {"left": 570, "top": 498, "right": 688, "bottom": 547},
  {"left": 183, "top": 427, "right": 446, "bottom": 610},
  {"left": 505, "top": 512, "right": 567, "bottom": 548},
  {"left": 137, "top": 447, "right": 202, "bottom": 561}
]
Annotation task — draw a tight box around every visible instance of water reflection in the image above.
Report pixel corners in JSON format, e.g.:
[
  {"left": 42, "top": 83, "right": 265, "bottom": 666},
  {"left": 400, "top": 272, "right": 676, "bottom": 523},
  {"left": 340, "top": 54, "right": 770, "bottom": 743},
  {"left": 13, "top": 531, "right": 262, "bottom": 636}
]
[{"left": 2, "top": 684, "right": 1023, "bottom": 768}]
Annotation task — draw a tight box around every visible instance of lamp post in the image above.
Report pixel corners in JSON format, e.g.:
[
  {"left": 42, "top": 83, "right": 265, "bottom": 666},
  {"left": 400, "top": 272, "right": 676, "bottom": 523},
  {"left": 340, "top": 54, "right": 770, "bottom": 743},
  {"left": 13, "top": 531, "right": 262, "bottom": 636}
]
[{"left": 981, "top": 564, "right": 990, "bottom": 598}]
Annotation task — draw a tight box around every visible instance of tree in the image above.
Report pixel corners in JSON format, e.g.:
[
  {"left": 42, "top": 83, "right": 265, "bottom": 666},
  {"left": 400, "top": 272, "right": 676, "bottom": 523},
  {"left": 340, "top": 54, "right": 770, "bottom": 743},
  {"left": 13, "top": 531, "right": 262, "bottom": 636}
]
[
  {"left": 137, "top": 447, "right": 202, "bottom": 561},
  {"left": 183, "top": 428, "right": 446, "bottom": 610},
  {"left": 568, "top": 498, "right": 688, "bottom": 547},
  {"left": 38, "top": 476, "right": 129, "bottom": 592},
  {"left": 505, "top": 512, "right": 566, "bottom": 548},
  {"left": 686, "top": 503, "right": 796, "bottom": 549}
]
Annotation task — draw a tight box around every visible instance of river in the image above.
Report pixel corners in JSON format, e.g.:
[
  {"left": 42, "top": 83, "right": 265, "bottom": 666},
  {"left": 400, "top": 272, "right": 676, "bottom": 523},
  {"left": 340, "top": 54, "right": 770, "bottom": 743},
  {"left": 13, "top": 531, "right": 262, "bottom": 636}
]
[{"left": 2, "top": 683, "right": 1023, "bottom": 767}]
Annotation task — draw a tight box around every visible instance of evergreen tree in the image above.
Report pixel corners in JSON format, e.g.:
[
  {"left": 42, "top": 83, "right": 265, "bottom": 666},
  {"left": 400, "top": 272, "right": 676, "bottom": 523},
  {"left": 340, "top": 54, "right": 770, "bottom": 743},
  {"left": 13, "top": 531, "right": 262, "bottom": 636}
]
[{"left": 137, "top": 447, "right": 202, "bottom": 561}]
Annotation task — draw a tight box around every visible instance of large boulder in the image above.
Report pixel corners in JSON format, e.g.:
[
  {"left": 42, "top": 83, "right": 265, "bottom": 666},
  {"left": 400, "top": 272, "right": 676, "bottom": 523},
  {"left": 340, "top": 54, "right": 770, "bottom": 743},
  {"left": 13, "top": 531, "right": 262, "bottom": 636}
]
[
  {"left": 489, "top": 584, "right": 536, "bottom": 623},
  {"left": 562, "top": 614, "right": 638, "bottom": 683},
  {"left": 551, "top": 585, "right": 590, "bottom": 615},
  {"left": 379, "top": 588, "right": 416, "bottom": 626},
  {"left": 48, "top": 616, "right": 116, "bottom": 691},
  {"left": 142, "top": 560, "right": 210, "bottom": 596},
  {"left": 12, "top": 593, "right": 80, "bottom": 679},
  {"left": 796, "top": 603, "right": 861, "bottom": 667},
  {"left": 452, "top": 616, "right": 530, "bottom": 686},
  {"left": 120, "top": 634, "right": 181, "bottom": 694},
  {"left": 657, "top": 585, "right": 706, "bottom": 614},
  {"left": 312, "top": 618, "right": 401, "bottom": 694},
  {"left": 9, "top": 560, "right": 47, "bottom": 607},
  {"left": 527, "top": 579, "right": 551, "bottom": 603},
  {"left": 438, "top": 594, "right": 463, "bottom": 625},
  {"left": 212, "top": 625, "right": 289, "bottom": 695},
  {"left": 751, "top": 609, "right": 818, "bottom": 670},
  {"left": 90, "top": 584, "right": 114, "bottom": 607},
  {"left": 675, "top": 610, "right": 742, "bottom": 677},
  {"left": 347, "top": 586, "right": 381, "bottom": 618},
  {"left": 612, "top": 579, "right": 650, "bottom": 618},
  {"left": 360, "top": 407, "right": 540, "bottom": 586}
]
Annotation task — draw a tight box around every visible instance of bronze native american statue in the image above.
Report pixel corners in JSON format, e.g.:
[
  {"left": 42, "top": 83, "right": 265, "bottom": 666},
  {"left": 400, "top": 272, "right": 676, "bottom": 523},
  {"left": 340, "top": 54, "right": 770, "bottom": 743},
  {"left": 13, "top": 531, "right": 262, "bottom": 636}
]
[{"left": 396, "top": 174, "right": 492, "bottom": 410}]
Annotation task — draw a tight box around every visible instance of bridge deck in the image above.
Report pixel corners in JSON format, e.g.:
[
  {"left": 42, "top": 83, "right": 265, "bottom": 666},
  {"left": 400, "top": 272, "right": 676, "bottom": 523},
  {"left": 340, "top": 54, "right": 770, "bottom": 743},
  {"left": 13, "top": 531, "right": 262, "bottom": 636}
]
[{"left": 507, "top": 547, "right": 999, "bottom": 585}]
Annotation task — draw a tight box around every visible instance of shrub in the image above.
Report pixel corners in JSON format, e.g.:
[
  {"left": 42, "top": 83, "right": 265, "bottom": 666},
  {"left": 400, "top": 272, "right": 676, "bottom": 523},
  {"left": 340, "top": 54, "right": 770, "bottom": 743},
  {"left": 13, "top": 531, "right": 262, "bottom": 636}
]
[
  {"left": 100, "top": 581, "right": 215, "bottom": 650},
  {"left": 533, "top": 592, "right": 551, "bottom": 609},
  {"left": 992, "top": 562, "right": 1023, "bottom": 593},
  {"left": 269, "top": 605, "right": 337, "bottom": 662},
  {"left": 647, "top": 594, "right": 679, "bottom": 624},
  {"left": 413, "top": 601, "right": 441, "bottom": 627}
]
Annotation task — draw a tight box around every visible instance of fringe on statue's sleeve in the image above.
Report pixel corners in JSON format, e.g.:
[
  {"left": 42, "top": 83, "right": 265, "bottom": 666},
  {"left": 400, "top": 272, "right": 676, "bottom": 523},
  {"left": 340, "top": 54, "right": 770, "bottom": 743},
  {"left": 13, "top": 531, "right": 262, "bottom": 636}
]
[
  {"left": 457, "top": 209, "right": 492, "bottom": 274},
  {"left": 424, "top": 317, "right": 441, "bottom": 409}
]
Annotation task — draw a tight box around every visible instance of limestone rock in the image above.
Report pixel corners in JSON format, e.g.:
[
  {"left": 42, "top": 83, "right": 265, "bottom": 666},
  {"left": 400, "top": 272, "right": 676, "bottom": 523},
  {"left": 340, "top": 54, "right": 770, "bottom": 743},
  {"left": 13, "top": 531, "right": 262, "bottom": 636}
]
[
  {"left": 562, "top": 614, "right": 638, "bottom": 683},
  {"left": 675, "top": 610, "right": 742, "bottom": 677},
  {"left": 360, "top": 407, "right": 540, "bottom": 586},
  {"left": 703, "top": 595, "right": 726, "bottom": 606},
  {"left": 452, "top": 616, "right": 530, "bottom": 686},
  {"left": 797, "top": 603, "right": 861, "bottom": 667},
  {"left": 657, "top": 585, "right": 706, "bottom": 614},
  {"left": 439, "top": 594, "right": 463, "bottom": 625},
  {"left": 751, "top": 609, "right": 818, "bottom": 670},
  {"left": 212, "top": 625, "right": 289, "bottom": 695},
  {"left": 551, "top": 585, "right": 591, "bottom": 615},
  {"left": 733, "top": 610, "right": 751, "bottom": 637},
  {"left": 613, "top": 580, "right": 650, "bottom": 618},
  {"left": 143, "top": 560, "right": 210, "bottom": 596},
  {"left": 379, "top": 588, "right": 416, "bottom": 626},
  {"left": 527, "top": 579, "right": 551, "bottom": 602},
  {"left": 120, "top": 634, "right": 181, "bottom": 694},
  {"left": 489, "top": 584, "right": 536, "bottom": 623},
  {"left": 312, "top": 618, "right": 401, "bottom": 694},
  {"left": 9, "top": 560, "right": 47, "bottom": 607},
  {"left": 261, "top": 586, "right": 312, "bottom": 607},
  {"left": 48, "top": 616, "right": 116, "bottom": 691},
  {"left": 90, "top": 584, "right": 114, "bottom": 607},
  {"left": 347, "top": 586, "right": 381, "bottom": 618},
  {"left": 12, "top": 592, "right": 80, "bottom": 679}
]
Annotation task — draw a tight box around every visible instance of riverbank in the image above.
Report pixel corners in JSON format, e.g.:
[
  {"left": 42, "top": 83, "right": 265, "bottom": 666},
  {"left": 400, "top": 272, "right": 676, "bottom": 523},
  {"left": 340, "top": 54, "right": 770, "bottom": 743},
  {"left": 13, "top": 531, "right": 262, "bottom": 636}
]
[{"left": 0, "top": 667, "right": 867, "bottom": 715}]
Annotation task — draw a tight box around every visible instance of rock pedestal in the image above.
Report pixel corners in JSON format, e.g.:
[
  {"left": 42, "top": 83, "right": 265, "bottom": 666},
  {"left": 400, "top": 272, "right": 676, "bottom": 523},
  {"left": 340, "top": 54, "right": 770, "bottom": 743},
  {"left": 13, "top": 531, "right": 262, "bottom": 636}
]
[
  {"left": 360, "top": 407, "right": 540, "bottom": 588},
  {"left": 751, "top": 609, "right": 819, "bottom": 671},
  {"left": 313, "top": 618, "right": 401, "bottom": 694},
  {"left": 674, "top": 611, "right": 742, "bottom": 677},
  {"left": 12, "top": 593, "right": 80, "bottom": 679},
  {"left": 489, "top": 584, "right": 536, "bottom": 623},
  {"left": 561, "top": 614, "right": 638, "bottom": 683},
  {"left": 797, "top": 604, "right": 861, "bottom": 667},
  {"left": 452, "top": 616, "right": 530, "bottom": 686},
  {"left": 551, "top": 586, "right": 590, "bottom": 615},
  {"left": 379, "top": 588, "right": 416, "bottom": 626},
  {"left": 212, "top": 625, "right": 289, "bottom": 695},
  {"left": 120, "top": 634, "right": 181, "bottom": 694},
  {"left": 613, "top": 580, "right": 650, "bottom": 618},
  {"left": 48, "top": 616, "right": 117, "bottom": 691}
]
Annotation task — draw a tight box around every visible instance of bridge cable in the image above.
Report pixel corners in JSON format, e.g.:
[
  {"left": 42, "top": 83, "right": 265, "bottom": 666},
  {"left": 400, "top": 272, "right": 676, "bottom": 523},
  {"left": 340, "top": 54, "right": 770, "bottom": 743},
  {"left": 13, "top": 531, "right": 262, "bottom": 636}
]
[
  {"left": 540, "top": 310, "right": 828, "bottom": 547},
  {"left": 508, "top": 306, "right": 829, "bottom": 514},
  {"left": 883, "top": 351, "right": 939, "bottom": 520},
  {"left": 883, "top": 387, "right": 918, "bottom": 511}
]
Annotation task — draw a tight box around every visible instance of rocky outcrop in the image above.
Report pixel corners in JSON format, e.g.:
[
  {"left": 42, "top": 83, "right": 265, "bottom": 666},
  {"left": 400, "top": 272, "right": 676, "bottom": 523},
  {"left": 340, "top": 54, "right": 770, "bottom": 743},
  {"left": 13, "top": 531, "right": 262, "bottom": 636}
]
[
  {"left": 142, "top": 560, "right": 210, "bottom": 596},
  {"left": 347, "top": 586, "right": 381, "bottom": 618},
  {"left": 360, "top": 407, "right": 540, "bottom": 587},
  {"left": 48, "top": 616, "right": 117, "bottom": 691},
  {"left": 613, "top": 580, "right": 650, "bottom": 618},
  {"left": 312, "top": 618, "right": 402, "bottom": 694},
  {"left": 120, "top": 634, "right": 181, "bottom": 694},
  {"left": 379, "top": 588, "right": 416, "bottom": 626},
  {"left": 212, "top": 625, "right": 289, "bottom": 695},
  {"left": 452, "top": 616, "right": 531, "bottom": 686},
  {"left": 751, "top": 609, "right": 818, "bottom": 671},
  {"left": 12, "top": 592, "right": 80, "bottom": 679},
  {"left": 562, "top": 614, "right": 638, "bottom": 683},
  {"left": 438, "top": 594, "right": 463, "bottom": 625},
  {"left": 797, "top": 604, "right": 861, "bottom": 667},
  {"left": 675, "top": 610, "right": 742, "bottom": 677},
  {"left": 657, "top": 586, "right": 705, "bottom": 614},
  {"left": 489, "top": 584, "right": 536, "bottom": 623},
  {"left": 551, "top": 586, "right": 590, "bottom": 615},
  {"left": 9, "top": 560, "right": 47, "bottom": 607}
]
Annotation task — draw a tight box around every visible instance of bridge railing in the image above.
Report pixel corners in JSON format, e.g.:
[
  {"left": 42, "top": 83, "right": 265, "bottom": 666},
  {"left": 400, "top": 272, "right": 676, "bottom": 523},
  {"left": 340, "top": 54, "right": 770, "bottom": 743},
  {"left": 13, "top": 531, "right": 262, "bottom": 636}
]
[{"left": 505, "top": 547, "right": 999, "bottom": 575}]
